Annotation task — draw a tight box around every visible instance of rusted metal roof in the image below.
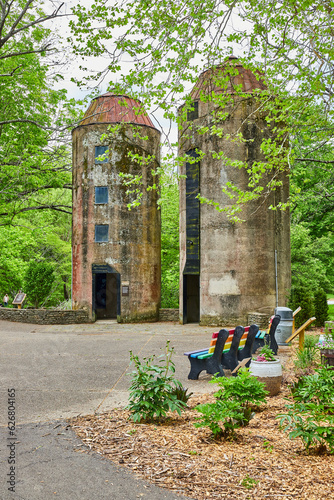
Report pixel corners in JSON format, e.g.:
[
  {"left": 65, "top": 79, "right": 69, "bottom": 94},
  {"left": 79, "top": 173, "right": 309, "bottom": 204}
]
[
  {"left": 190, "top": 57, "right": 266, "bottom": 100},
  {"left": 78, "top": 93, "right": 156, "bottom": 129}
]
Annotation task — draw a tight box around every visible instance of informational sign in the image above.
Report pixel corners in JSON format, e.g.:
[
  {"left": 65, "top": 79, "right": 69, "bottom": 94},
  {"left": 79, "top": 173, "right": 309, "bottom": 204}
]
[
  {"left": 122, "top": 285, "right": 129, "bottom": 296},
  {"left": 12, "top": 293, "right": 26, "bottom": 305}
]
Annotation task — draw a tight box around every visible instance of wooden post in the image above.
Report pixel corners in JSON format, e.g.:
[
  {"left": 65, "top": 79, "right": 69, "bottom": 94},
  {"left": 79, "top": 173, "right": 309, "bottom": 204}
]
[
  {"left": 299, "top": 328, "right": 305, "bottom": 351},
  {"left": 292, "top": 307, "right": 301, "bottom": 334},
  {"left": 286, "top": 317, "right": 316, "bottom": 350}
]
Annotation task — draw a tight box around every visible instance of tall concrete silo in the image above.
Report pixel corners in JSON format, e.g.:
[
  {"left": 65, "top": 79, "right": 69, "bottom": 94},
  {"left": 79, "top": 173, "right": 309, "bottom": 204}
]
[
  {"left": 72, "top": 93, "right": 161, "bottom": 322},
  {"left": 179, "top": 58, "right": 291, "bottom": 325}
]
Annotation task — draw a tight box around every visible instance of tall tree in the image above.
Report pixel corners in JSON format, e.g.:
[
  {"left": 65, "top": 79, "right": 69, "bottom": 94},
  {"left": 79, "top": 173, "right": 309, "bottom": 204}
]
[{"left": 0, "top": 1, "right": 81, "bottom": 225}]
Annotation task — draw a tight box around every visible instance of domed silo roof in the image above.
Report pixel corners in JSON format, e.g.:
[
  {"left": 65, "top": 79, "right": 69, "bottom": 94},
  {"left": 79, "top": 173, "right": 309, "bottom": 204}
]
[
  {"left": 190, "top": 56, "right": 266, "bottom": 100},
  {"left": 77, "top": 93, "right": 157, "bottom": 129}
]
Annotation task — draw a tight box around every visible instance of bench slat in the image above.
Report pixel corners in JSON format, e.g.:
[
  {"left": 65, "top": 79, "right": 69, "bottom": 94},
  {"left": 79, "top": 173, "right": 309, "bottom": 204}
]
[{"left": 184, "top": 325, "right": 259, "bottom": 359}]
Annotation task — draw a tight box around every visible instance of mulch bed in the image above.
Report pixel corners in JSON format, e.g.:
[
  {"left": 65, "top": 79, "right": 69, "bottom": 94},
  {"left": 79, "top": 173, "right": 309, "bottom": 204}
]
[{"left": 70, "top": 332, "right": 334, "bottom": 499}]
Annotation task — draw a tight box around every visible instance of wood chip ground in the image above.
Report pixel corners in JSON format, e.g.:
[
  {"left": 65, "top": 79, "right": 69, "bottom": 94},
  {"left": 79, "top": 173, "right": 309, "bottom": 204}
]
[{"left": 70, "top": 331, "right": 334, "bottom": 499}]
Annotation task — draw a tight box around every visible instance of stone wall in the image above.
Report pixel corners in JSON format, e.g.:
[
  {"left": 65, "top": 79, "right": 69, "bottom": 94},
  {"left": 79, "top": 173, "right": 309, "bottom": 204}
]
[
  {"left": 159, "top": 309, "right": 179, "bottom": 322},
  {"left": 0, "top": 308, "right": 91, "bottom": 325},
  {"left": 0, "top": 307, "right": 180, "bottom": 324},
  {"left": 247, "top": 312, "right": 270, "bottom": 329}
]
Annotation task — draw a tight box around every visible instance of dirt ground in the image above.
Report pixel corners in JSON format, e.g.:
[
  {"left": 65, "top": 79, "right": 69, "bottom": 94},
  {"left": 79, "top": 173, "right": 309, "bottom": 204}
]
[{"left": 70, "top": 329, "right": 334, "bottom": 500}]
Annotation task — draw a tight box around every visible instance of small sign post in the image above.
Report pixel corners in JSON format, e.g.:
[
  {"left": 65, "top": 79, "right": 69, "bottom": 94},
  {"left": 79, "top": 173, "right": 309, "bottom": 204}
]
[{"left": 12, "top": 293, "right": 26, "bottom": 309}]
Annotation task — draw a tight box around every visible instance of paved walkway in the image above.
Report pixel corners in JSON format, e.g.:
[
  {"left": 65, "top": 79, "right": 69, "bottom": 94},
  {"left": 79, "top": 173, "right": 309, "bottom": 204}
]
[
  {"left": 0, "top": 319, "right": 290, "bottom": 499},
  {"left": 0, "top": 319, "right": 219, "bottom": 500},
  {"left": 0, "top": 320, "right": 217, "bottom": 425}
]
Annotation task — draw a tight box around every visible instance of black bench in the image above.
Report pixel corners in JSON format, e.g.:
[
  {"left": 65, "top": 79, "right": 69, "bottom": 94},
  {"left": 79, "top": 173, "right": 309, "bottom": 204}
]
[
  {"left": 184, "top": 324, "right": 259, "bottom": 380},
  {"left": 184, "top": 315, "right": 281, "bottom": 380}
]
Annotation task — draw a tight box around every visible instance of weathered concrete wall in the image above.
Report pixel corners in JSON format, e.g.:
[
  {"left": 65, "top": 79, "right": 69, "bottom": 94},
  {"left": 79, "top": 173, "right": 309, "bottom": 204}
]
[
  {"left": 72, "top": 121, "right": 161, "bottom": 322},
  {"left": 0, "top": 308, "right": 91, "bottom": 324},
  {"left": 179, "top": 66, "right": 291, "bottom": 326}
]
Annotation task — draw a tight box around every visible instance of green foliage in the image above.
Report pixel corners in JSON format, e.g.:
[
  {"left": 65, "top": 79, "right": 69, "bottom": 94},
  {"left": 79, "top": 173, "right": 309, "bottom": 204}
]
[
  {"left": 290, "top": 365, "right": 334, "bottom": 406},
  {"left": 214, "top": 368, "right": 268, "bottom": 411},
  {"left": 288, "top": 286, "right": 314, "bottom": 329},
  {"left": 24, "top": 261, "right": 55, "bottom": 308},
  {"left": 127, "top": 341, "right": 187, "bottom": 422},
  {"left": 314, "top": 289, "right": 329, "bottom": 327},
  {"left": 289, "top": 225, "right": 333, "bottom": 294},
  {"left": 0, "top": 1, "right": 84, "bottom": 226},
  {"left": 278, "top": 402, "right": 334, "bottom": 454},
  {"left": 194, "top": 399, "right": 244, "bottom": 439},
  {"left": 69, "top": 0, "right": 334, "bottom": 225},
  {"left": 294, "top": 335, "right": 318, "bottom": 370},
  {"left": 169, "top": 383, "right": 193, "bottom": 404},
  {"left": 279, "top": 366, "right": 334, "bottom": 453},
  {"left": 0, "top": 202, "right": 72, "bottom": 307},
  {"left": 160, "top": 176, "right": 179, "bottom": 308},
  {"left": 194, "top": 368, "right": 268, "bottom": 439},
  {"left": 262, "top": 440, "right": 273, "bottom": 453},
  {"left": 241, "top": 474, "right": 258, "bottom": 490},
  {"left": 256, "top": 345, "right": 276, "bottom": 362},
  {"left": 329, "top": 304, "right": 334, "bottom": 321}
]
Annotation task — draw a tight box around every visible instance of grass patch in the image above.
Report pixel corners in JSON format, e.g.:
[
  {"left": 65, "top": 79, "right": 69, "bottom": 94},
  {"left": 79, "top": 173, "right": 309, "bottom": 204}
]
[{"left": 328, "top": 303, "right": 334, "bottom": 321}]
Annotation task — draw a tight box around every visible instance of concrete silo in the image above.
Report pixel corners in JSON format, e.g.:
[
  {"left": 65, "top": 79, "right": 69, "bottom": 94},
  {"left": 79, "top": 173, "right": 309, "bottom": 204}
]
[
  {"left": 179, "top": 58, "right": 291, "bottom": 325},
  {"left": 72, "top": 93, "right": 161, "bottom": 322}
]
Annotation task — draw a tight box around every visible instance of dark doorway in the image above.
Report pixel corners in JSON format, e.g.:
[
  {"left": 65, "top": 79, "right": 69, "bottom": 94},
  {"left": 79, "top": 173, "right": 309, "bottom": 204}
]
[
  {"left": 93, "top": 265, "right": 120, "bottom": 320},
  {"left": 183, "top": 274, "right": 200, "bottom": 323}
]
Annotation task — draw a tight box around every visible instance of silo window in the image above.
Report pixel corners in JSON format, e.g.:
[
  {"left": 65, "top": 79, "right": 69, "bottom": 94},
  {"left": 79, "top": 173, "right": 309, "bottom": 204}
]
[
  {"left": 187, "top": 101, "right": 199, "bottom": 121},
  {"left": 95, "top": 224, "right": 109, "bottom": 242},
  {"left": 95, "top": 186, "right": 108, "bottom": 204},
  {"left": 95, "top": 146, "right": 109, "bottom": 163}
]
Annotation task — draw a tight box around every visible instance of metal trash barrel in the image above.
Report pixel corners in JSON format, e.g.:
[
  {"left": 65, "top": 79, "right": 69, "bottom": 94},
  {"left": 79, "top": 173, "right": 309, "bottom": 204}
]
[{"left": 274, "top": 307, "right": 293, "bottom": 345}]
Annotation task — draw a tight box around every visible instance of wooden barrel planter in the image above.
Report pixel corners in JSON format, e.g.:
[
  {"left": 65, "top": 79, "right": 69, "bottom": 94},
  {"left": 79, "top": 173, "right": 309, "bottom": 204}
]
[
  {"left": 320, "top": 349, "right": 334, "bottom": 367},
  {"left": 249, "top": 359, "right": 282, "bottom": 396}
]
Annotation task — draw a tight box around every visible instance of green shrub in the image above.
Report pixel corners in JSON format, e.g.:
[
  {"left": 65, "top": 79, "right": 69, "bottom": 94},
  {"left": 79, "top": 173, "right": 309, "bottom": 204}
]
[
  {"left": 194, "top": 399, "right": 244, "bottom": 439},
  {"left": 278, "top": 402, "right": 334, "bottom": 453},
  {"left": 290, "top": 364, "right": 334, "bottom": 405},
  {"left": 127, "top": 341, "right": 187, "bottom": 422},
  {"left": 278, "top": 365, "right": 334, "bottom": 453},
  {"left": 288, "top": 286, "right": 314, "bottom": 329},
  {"left": 24, "top": 261, "right": 55, "bottom": 308},
  {"left": 314, "top": 289, "right": 329, "bottom": 327},
  {"left": 194, "top": 368, "right": 268, "bottom": 439}
]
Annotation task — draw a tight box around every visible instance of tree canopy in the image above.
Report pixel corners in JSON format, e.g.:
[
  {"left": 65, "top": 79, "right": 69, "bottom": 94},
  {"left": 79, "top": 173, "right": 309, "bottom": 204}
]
[
  {"left": 1, "top": 1, "right": 333, "bottom": 308},
  {"left": 0, "top": 1, "right": 77, "bottom": 305},
  {"left": 68, "top": 0, "right": 334, "bottom": 220},
  {"left": 0, "top": 1, "right": 81, "bottom": 226}
]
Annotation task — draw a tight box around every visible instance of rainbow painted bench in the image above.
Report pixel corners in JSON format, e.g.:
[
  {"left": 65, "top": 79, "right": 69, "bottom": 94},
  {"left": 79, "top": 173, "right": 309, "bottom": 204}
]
[
  {"left": 184, "top": 324, "right": 260, "bottom": 380},
  {"left": 184, "top": 315, "right": 281, "bottom": 380}
]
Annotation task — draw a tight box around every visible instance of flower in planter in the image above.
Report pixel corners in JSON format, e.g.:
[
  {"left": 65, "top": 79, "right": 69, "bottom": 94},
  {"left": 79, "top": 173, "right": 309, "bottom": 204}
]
[
  {"left": 318, "top": 324, "right": 334, "bottom": 350},
  {"left": 317, "top": 340, "right": 334, "bottom": 350},
  {"left": 316, "top": 334, "right": 334, "bottom": 351},
  {"left": 255, "top": 345, "right": 276, "bottom": 362}
]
